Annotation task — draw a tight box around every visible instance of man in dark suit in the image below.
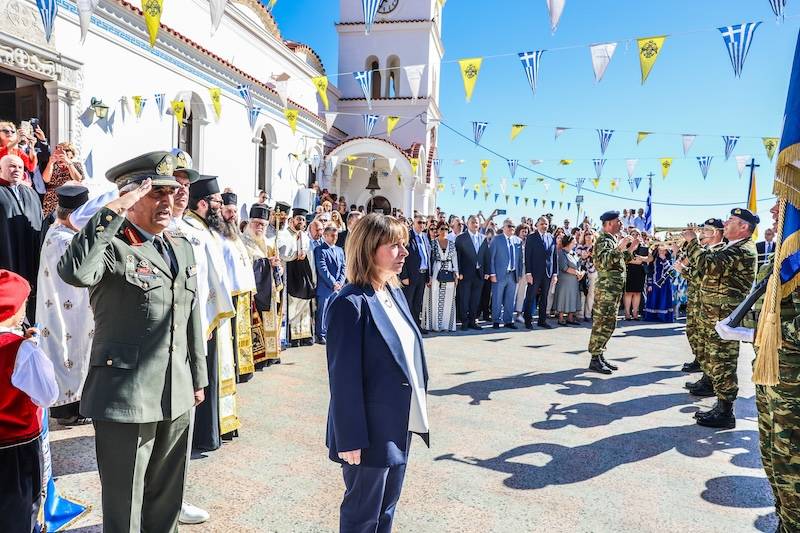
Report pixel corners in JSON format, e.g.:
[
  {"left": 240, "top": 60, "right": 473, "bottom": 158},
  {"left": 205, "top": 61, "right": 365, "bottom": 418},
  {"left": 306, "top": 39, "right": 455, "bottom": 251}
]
[
  {"left": 335, "top": 211, "right": 364, "bottom": 250},
  {"left": 400, "top": 215, "right": 431, "bottom": 329},
  {"left": 488, "top": 219, "right": 523, "bottom": 329},
  {"left": 756, "top": 227, "right": 776, "bottom": 266},
  {"left": 314, "top": 225, "right": 346, "bottom": 344},
  {"left": 455, "top": 215, "right": 490, "bottom": 331},
  {"left": 524, "top": 216, "right": 557, "bottom": 329}
]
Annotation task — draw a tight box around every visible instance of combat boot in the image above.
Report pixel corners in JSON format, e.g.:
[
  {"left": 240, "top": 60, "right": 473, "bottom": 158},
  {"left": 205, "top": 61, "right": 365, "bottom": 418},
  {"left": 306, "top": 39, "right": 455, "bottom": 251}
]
[
  {"left": 684, "top": 373, "right": 707, "bottom": 390},
  {"left": 588, "top": 356, "right": 612, "bottom": 375},
  {"left": 697, "top": 399, "right": 735, "bottom": 429},
  {"left": 681, "top": 360, "right": 701, "bottom": 373},
  {"left": 599, "top": 355, "right": 618, "bottom": 371},
  {"left": 688, "top": 375, "right": 716, "bottom": 397},
  {"left": 693, "top": 400, "right": 719, "bottom": 419}
]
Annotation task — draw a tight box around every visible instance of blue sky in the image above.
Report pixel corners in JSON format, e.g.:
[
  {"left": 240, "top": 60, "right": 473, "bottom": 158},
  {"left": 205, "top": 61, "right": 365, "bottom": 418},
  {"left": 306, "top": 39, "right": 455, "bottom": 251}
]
[{"left": 272, "top": 0, "right": 798, "bottom": 228}]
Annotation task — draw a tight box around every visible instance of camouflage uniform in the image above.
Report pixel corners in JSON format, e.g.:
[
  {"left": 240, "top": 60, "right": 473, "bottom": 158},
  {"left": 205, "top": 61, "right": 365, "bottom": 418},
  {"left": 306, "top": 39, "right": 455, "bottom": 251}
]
[
  {"left": 685, "top": 237, "right": 757, "bottom": 401},
  {"left": 686, "top": 242, "right": 725, "bottom": 376},
  {"left": 746, "top": 261, "right": 800, "bottom": 532},
  {"left": 683, "top": 258, "right": 701, "bottom": 364},
  {"left": 588, "top": 232, "right": 632, "bottom": 357}
]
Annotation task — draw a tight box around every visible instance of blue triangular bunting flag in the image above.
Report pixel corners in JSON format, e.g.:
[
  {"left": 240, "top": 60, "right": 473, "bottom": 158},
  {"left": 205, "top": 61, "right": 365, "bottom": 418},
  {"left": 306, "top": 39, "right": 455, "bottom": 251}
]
[
  {"left": 597, "top": 129, "right": 614, "bottom": 155},
  {"left": 518, "top": 50, "right": 545, "bottom": 94},
  {"left": 723, "top": 136, "right": 739, "bottom": 160},
  {"left": 473, "top": 121, "right": 488, "bottom": 145},
  {"left": 697, "top": 156, "right": 713, "bottom": 179},
  {"left": 719, "top": 22, "right": 761, "bottom": 78}
]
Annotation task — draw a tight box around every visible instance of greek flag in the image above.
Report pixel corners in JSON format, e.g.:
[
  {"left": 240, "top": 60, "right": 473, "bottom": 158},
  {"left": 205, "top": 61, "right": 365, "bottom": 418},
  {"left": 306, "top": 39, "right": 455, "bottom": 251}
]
[
  {"left": 459, "top": 176, "right": 467, "bottom": 188},
  {"left": 723, "top": 135, "right": 740, "bottom": 160},
  {"left": 633, "top": 176, "right": 643, "bottom": 189},
  {"left": 36, "top": 0, "right": 57, "bottom": 42},
  {"left": 576, "top": 176, "right": 586, "bottom": 194},
  {"left": 507, "top": 159, "right": 518, "bottom": 178},
  {"left": 42, "top": 414, "right": 88, "bottom": 531},
  {"left": 473, "top": 121, "right": 488, "bottom": 145},
  {"left": 533, "top": 199, "right": 538, "bottom": 207},
  {"left": 697, "top": 156, "right": 713, "bottom": 179},
  {"left": 354, "top": 70, "right": 373, "bottom": 108},
  {"left": 628, "top": 177, "right": 636, "bottom": 192},
  {"left": 518, "top": 50, "right": 545, "bottom": 94},
  {"left": 597, "top": 128, "right": 614, "bottom": 155},
  {"left": 248, "top": 106, "right": 261, "bottom": 129},
  {"left": 237, "top": 84, "right": 252, "bottom": 108},
  {"left": 520, "top": 177, "right": 528, "bottom": 190},
  {"left": 644, "top": 177, "right": 653, "bottom": 233},
  {"left": 432, "top": 158, "right": 441, "bottom": 175},
  {"left": 363, "top": 114, "right": 379, "bottom": 136},
  {"left": 769, "top": 0, "right": 786, "bottom": 22},
  {"left": 154, "top": 93, "right": 165, "bottom": 118},
  {"left": 593, "top": 158, "right": 606, "bottom": 178},
  {"left": 362, "top": 0, "right": 380, "bottom": 34},
  {"left": 719, "top": 22, "right": 761, "bottom": 78}
]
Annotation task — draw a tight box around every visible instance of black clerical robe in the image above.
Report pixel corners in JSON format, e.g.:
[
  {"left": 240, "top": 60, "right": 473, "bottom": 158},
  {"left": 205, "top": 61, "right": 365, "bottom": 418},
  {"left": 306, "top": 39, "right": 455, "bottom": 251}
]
[{"left": 0, "top": 183, "right": 43, "bottom": 319}]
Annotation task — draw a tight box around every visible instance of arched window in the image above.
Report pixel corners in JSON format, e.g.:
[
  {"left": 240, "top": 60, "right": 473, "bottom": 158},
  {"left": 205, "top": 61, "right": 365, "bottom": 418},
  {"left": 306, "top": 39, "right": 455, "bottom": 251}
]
[
  {"left": 257, "top": 124, "right": 277, "bottom": 196},
  {"left": 366, "top": 56, "right": 381, "bottom": 100},
  {"left": 173, "top": 92, "right": 207, "bottom": 165},
  {"left": 177, "top": 113, "right": 193, "bottom": 157},
  {"left": 386, "top": 55, "right": 401, "bottom": 98}
]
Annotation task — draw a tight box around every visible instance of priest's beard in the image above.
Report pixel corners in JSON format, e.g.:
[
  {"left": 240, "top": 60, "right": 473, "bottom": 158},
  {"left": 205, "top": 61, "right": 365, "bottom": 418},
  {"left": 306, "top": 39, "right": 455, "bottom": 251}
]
[
  {"left": 219, "top": 218, "right": 240, "bottom": 240},
  {"left": 205, "top": 207, "right": 223, "bottom": 232}
]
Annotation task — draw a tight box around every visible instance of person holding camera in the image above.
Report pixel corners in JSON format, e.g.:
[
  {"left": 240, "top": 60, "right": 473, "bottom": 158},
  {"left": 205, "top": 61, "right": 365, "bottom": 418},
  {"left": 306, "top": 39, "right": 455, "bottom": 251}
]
[
  {"left": 0, "top": 122, "right": 37, "bottom": 181},
  {"left": 42, "top": 142, "right": 85, "bottom": 218}
]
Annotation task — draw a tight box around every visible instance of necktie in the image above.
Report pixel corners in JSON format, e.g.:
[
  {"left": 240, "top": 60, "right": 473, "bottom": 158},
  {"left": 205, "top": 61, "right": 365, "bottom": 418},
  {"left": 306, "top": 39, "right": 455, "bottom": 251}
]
[
  {"left": 153, "top": 236, "right": 176, "bottom": 276},
  {"left": 507, "top": 237, "right": 514, "bottom": 271}
]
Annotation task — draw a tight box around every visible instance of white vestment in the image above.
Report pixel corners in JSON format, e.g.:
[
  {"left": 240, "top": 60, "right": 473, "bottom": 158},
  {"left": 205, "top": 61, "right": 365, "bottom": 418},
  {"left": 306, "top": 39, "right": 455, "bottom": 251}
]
[{"left": 277, "top": 227, "right": 316, "bottom": 341}]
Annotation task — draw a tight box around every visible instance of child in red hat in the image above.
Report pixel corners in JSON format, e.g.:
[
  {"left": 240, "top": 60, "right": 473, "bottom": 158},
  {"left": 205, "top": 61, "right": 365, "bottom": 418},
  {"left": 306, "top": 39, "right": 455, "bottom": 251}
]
[{"left": 0, "top": 269, "right": 58, "bottom": 533}]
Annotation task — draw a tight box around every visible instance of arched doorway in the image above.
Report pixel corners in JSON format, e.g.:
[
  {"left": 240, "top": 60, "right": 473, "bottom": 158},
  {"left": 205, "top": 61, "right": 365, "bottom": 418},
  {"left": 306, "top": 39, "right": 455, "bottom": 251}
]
[{"left": 367, "top": 195, "right": 391, "bottom": 214}]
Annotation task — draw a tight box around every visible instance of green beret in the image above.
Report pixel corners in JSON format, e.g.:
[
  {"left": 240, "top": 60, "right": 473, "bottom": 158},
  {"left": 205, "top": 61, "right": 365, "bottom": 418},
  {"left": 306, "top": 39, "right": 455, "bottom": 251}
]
[
  {"left": 105, "top": 151, "right": 180, "bottom": 189},
  {"left": 730, "top": 208, "right": 760, "bottom": 226}
]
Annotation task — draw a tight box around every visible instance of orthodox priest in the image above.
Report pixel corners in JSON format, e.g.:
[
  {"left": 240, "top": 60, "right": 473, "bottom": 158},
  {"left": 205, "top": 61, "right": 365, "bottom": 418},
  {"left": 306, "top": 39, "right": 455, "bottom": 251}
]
[
  {"left": 242, "top": 205, "right": 284, "bottom": 366},
  {"left": 278, "top": 207, "right": 315, "bottom": 347},
  {"left": 184, "top": 175, "right": 239, "bottom": 451},
  {"left": 219, "top": 192, "right": 257, "bottom": 383},
  {"left": 36, "top": 185, "right": 93, "bottom": 425},
  {"left": 0, "top": 154, "right": 43, "bottom": 320}
]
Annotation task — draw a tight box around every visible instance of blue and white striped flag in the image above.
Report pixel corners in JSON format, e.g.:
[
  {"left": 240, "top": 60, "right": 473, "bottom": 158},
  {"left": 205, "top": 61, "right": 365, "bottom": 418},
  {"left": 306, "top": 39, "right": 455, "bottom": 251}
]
[
  {"left": 628, "top": 177, "right": 636, "bottom": 192},
  {"left": 362, "top": 0, "right": 380, "bottom": 34},
  {"left": 518, "top": 50, "right": 545, "bottom": 95},
  {"left": 644, "top": 177, "right": 653, "bottom": 233},
  {"left": 768, "top": 0, "right": 786, "bottom": 21},
  {"left": 432, "top": 158, "right": 441, "bottom": 175},
  {"left": 597, "top": 128, "right": 614, "bottom": 155},
  {"left": 237, "top": 84, "right": 252, "bottom": 108},
  {"left": 520, "top": 177, "right": 528, "bottom": 190},
  {"left": 719, "top": 22, "right": 762, "bottom": 78},
  {"left": 36, "top": 0, "right": 57, "bottom": 42},
  {"left": 248, "top": 106, "right": 261, "bottom": 129},
  {"left": 154, "top": 93, "right": 165, "bottom": 118},
  {"left": 576, "top": 177, "right": 586, "bottom": 194},
  {"left": 697, "top": 156, "right": 713, "bottom": 179},
  {"left": 363, "top": 114, "right": 379, "bottom": 136},
  {"left": 507, "top": 159, "right": 518, "bottom": 178},
  {"left": 593, "top": 158, "right": 606, "bottom": 178},
  {"left": 723, "top": 135, "right": 740, "bottom": 160},
  {"left": 473, "top": 121, "right": 488, "bottom": 145},
  {"left": 354, "top": 70, "right": 373, "bottom": 108},
  {"left": 633, "top": 176, "right": 643, "bottom": 189},
  {"left": 459, "top": 176, "right": 467, "bottom": 188}
]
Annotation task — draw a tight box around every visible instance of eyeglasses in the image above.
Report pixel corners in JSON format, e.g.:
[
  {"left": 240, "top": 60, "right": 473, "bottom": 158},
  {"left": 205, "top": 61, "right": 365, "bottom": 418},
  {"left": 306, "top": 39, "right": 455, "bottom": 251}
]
[
  {"left": 249, "top": 221, "right": 266, "bottom": 228},
  {"left": 207, "top": 198, "right": 223, "bottom": 206},
  {"left": 504, "top": 224, "right": 514, "bottom": 228},
  {"left": 0, "top": 129, "right": 14, "bottom": 135}
]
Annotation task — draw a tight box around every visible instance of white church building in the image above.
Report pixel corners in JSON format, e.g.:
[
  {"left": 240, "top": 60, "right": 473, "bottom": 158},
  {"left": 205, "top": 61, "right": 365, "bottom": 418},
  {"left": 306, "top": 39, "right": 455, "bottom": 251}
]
[{"left": 1, "top": 0, "right": 441, "bottom": 214}]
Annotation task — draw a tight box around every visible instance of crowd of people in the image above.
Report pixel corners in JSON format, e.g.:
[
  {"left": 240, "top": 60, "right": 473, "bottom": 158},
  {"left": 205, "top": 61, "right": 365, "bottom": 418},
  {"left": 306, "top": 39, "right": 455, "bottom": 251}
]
[{"left": 0, "top": 129, "right": 791, "bottom": 533}]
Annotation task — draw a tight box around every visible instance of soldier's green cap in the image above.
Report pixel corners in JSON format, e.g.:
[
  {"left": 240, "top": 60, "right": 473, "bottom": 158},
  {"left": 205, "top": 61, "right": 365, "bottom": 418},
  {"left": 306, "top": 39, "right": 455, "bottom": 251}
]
[
  {"left": 170, "top": 148, "right": 200, "bottom": 183},
  {"left": 105, "top": 151, "right": 180, "bottom": 189},
  {"left": 703, "top": 218, "right": 724, "bottom": 229},
  {"left": 730, "top": 207, "right": 760, "bottom": 226}
]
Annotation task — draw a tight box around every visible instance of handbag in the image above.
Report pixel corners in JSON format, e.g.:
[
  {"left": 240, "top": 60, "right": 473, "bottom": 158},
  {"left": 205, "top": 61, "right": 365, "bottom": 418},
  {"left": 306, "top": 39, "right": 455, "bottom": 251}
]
[{"left": 435, "top": 244, "right": 456, "bottom": 283}]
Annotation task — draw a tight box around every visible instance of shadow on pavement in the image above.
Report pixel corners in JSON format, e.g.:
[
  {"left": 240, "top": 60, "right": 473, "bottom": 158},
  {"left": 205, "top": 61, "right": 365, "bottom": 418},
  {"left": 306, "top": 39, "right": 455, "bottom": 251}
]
[
  {"left": 435, "top": 425, "right": 765, "bottom": 491},
  {"left": 702, "top": 475, "right": 775, "bottom": 508},
  {"left": 754, "top": 512, "right": 779, "bottom": 532},
  {"left": 49, "top": 435, "right": 97, "bottom": 476},
  {"left": 619, "top": 327, "right": 686, "bottom": 338}
]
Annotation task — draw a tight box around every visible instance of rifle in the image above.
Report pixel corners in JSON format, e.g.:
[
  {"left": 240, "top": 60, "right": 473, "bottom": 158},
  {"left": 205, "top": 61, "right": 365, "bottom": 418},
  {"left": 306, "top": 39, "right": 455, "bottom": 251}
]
[{"left": 726, "top": 275, "right": 770, "bottom": 328}]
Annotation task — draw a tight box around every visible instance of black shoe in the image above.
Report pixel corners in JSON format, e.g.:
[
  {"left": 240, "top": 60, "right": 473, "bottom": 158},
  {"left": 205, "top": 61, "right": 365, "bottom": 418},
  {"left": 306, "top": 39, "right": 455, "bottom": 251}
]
[
  {"left": 525, "top": 321, "right": 534, "bottom": 330},
  {"left": 538, "top": 322, "right": 553, "bottom": 329},
  {"left": 461, "top": 324, "right": 469, "bottom": 331},
  {"left": 682, "top": 360, "right": 702, "bottom": 373},
  {"left": 300, "top": 338, "right": 314, "bottom": 347},
  {"left": 588, "top": 357, "right": 612, "bottom": 374},
  {"left": 470, "top": 323, "right": 482, "bottom": 331},
  {"left": 290, "top": 340, "right": 300, "bottom": 348},
  {"left": 688, "top": 374, "right": 715, "bottom": 397},
  {"left": 566, "top": 320, "right": 580, "bottom": 325},
  {"left": 693, "top": 400, "right": 720, "bottom": 420},
  {"left": 696, "top": 400, "right": 735, "bottom": 429},
  {"left": 685, "top": 373, "right": 710, "bottom": 390},
  {"left": 599, "top": 355, "right": 618, "bottom": 371},
  {"left": 316, "top": 337, "right": 327, "bottom": 345},
  {"left": 505, "top": 323, "right": 518, "bottom": 330},
  {"left": 493, "top": 323, "right": 500, "bottom": 329}
]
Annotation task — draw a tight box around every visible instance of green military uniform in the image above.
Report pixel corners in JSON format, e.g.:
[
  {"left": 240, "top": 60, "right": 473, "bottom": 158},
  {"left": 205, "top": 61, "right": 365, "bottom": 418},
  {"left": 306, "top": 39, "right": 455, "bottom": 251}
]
[
  {"left": 683, "top": 258, "right": 701, "bottom": 361},
  {"left": 746, "top": 260, "right": 800, "bottom": 532},
  {"left": 57, "top": 152, "right": 207, "bottom": 533},
  {"left": 687, "top": 241, "right": 726, "bottom": 378},
  {"left": 588, "top": 229, "right": 633, "bottom": 369},
  {"left": 686, "top": 236, "right": 756, "bottom": 404}
]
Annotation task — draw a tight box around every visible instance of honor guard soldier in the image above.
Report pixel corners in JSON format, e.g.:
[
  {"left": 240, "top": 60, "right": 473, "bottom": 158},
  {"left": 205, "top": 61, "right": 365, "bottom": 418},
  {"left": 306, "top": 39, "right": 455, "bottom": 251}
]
[
  {"left": 57, "top": 151, "right": 207, "bottom": 532},
  {"left": 587, "top": 210, "right": 638, "bottom": 373},
  {"left": 683, "top": 207, "right": 757, "bottom": 428}
]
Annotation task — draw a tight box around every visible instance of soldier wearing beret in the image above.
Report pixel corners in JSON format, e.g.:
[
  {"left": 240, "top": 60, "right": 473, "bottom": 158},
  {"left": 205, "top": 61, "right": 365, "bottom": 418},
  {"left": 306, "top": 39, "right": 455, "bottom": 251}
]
[
  {"left": 587, "top": 211, "right": 638, "bottom": 373},
  {"left": 57, "top": 151, "right": 208, "bottom": 532},
  {"left": 682, "top": 207, "right": 757, "bottom": 428}
]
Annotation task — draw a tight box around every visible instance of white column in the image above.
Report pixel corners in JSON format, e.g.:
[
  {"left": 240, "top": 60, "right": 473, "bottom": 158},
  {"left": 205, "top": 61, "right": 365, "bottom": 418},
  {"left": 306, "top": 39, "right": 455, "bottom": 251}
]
[
  {"left": 421, "top": 187, "right": 431, "bottom": 216},
  {"left": 403, "top": 181, "right": 415, "bottom": 217},
  {"left": 43, "top": 82, "right": 79, "bottom": 146}
]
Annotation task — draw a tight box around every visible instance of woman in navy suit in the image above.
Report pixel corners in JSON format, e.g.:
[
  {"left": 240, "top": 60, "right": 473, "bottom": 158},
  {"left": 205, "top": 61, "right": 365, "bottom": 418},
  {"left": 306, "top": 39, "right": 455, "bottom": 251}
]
[{"left": 325, "top": 213, "right": 429, "bottom": 533}]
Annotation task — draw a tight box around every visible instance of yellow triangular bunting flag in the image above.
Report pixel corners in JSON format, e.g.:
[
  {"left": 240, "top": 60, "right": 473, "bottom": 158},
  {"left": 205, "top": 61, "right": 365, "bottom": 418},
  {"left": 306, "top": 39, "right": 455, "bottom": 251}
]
[
  {"left": 284, "top": 108, "right": 298, "bottom": 135},
  {"left": 660, "top": 157, "right": 673, "bottom": 179},
  {"left": 312, "top": 76, "right": 329, "bottom": 110},
  {"left": 480, "top": 159, "right": 490, "bottom": 177},
  {"left": 142, "top": 0, "right": 164, "bottom": 47},
  {"left": 347, "top": 165, "right": 355, "bottom": 180},
  {"left": 208, "top": 87, "right": 222, "bottom": 121},
  {"left": 559, "top": 160, "right": 573, "bottom": 165},
  {"left": 592, "top": 178, "right": 600, "bottom": 189},
  {"left": 636, "top": 131, "right": 651, "bottom": 144},
  {"left": 610, "top": 179, "right": 618, "bottom": 191},
  {"left": 637, "top": 36, "right": 666, "bottom": 84},
  {"left": 410, "top": 158, "right": 419, "bottom": 176},
  {"left": 386, "top": 116, "right": 400, "bottom": 137},
  {"left": 763, "top": 137, "right": 779, "bottom": 161},
  {"left": 510, "top": 124, "right": 526, "bottom": 141},
  {"left": 458, "top": 57, "right": 482, "bottom": 102},
  {"left": 559, "top": 182, "right": 566, "bottom": 193},
  {"left": 171, "top": 100, "right": 184, "bottom": 127},
  {"left": 132, "top": 96, "right": 144, "bottom": 119}
]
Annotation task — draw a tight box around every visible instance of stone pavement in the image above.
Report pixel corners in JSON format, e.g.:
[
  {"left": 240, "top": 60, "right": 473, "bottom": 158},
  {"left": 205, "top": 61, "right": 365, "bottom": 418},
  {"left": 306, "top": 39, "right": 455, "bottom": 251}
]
[{"left": 53, "top": 319, "right": 776, "bottom": 532}]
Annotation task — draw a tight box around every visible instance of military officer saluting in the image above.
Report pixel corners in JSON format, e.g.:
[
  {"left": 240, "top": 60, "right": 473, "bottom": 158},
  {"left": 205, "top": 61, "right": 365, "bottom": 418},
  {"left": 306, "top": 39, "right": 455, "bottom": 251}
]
[
  {"left": 683, "top": 207, "right": 757, "bottom": 428},
  {"left": 587, "top": 210, "right": 638, "bottom": 374},
  {"left": 57, "top": 151, "right": 207, "bottom": 533}
]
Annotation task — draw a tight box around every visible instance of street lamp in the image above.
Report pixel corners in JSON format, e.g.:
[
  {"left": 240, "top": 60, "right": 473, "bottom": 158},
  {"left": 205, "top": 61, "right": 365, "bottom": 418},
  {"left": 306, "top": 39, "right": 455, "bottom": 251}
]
[{"left": 90, "top": 98, "right": 109, "bottom": 120}]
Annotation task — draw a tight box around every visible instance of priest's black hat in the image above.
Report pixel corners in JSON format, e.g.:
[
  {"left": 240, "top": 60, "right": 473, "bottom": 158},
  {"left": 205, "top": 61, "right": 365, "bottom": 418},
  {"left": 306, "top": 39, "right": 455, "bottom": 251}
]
[
  {"left": 56, "top": 185, "right": 89, "bottom": 209},
  {"left": 249, "top": 205, "right": 268, "bottom": 220},
  {"left": 189, "top": 175, "right": 220, "bottom": 199},
  {"left": 221, "top": 192, "right": 237, "bottom": 206},
  {"left": 292, "top": 207, "right": 308, "bottom": 218}
]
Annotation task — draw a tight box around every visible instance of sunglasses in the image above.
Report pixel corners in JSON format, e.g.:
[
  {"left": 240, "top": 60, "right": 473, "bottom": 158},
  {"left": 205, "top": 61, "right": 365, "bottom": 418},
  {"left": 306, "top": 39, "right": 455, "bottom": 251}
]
[{"left": 0, "top": 129, "right": 14, "bottom": 135}]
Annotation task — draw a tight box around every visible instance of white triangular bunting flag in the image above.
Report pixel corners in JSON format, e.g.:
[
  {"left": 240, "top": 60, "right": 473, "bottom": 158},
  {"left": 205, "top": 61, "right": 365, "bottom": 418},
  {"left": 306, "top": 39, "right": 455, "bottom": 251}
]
[
  {"left": 682, "top": 134, "right": 696, "bottom": 155},
  {"left": 626, "top": 159, "right": 638, "bottom": 179},
  {"left": 324, "top": 112, "right": 338, "bottom": 132},
  {"left": 589, "top": 42, "right": 617, "bottom": 83},
  {"left": 735, "top": 155, "right": 751, "bottom": 179},
  {"left": 546, "top": 0, "right": 566, "bottom": 33},
  {"left": 554, "top": 127, "right": 568, "bottom": 140},
  {"left": 387, "top": 157, "right": 397, "bottom": 173},
  {"left": 404, "top": 65, "right": 425, "bottom": 101},
  {"left": 329, "top": 155, "right": 339, "bottom": 173}
]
